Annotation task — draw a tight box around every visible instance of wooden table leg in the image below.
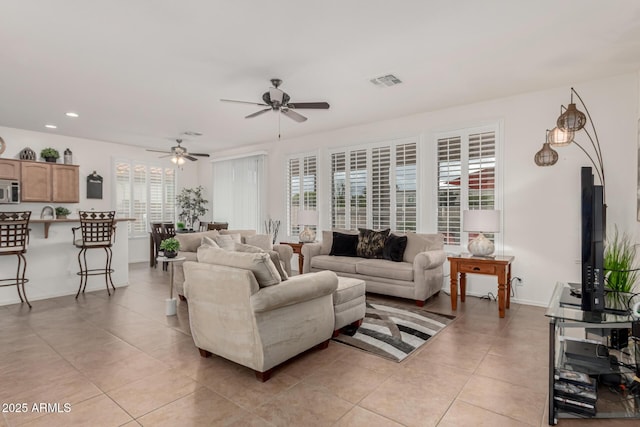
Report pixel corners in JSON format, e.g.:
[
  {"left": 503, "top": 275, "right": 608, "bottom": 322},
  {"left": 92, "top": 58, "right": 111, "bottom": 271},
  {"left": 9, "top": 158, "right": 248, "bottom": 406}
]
[
  {"left": 460, "top": 272, "right": 466, "bottom": 303},
  {"left": 450, "top": 267, "right": 458, "bottom": 310},
  {"left": 497, "top": 269, "right": 506, "bottom": 318},
  {"left": 298, "top": 252, "right": 304, "bottom": 274},
  {"left": 149, "top": 234, "right": 155, "bottom": 267},
  {"left": 506, "top": 264, "right": 512, "bottom": 309}
]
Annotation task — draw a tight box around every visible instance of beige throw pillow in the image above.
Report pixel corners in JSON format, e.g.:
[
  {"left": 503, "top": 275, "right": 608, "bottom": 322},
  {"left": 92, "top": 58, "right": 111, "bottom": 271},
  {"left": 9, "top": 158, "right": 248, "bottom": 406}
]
[
  {"left": 197, "top": 245, "right": 281, "bottom": 287},
  {"left": 174, "top": 230, "right": 220, "bottom": 252},
  {"left": 201, "top": 236, "right": 220, "bottom": 248},
  {"left": 402, "top": 232, "right": 428, "bottom": 263},
  {"left": 245, "top": 234, "right": 273, "bottom": 251},
  {"left": 214, "top": 234, "right": 241, "bottom": 250},
  {"left": 234, "top": 242, "right": 288, "bottom": 281}
]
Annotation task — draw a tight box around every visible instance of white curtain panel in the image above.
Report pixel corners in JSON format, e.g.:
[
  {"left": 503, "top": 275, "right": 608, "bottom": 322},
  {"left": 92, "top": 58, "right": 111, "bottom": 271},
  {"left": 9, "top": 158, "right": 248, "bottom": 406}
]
[{"left": 212, "top": 154, "right": 265, "bottom": 231}]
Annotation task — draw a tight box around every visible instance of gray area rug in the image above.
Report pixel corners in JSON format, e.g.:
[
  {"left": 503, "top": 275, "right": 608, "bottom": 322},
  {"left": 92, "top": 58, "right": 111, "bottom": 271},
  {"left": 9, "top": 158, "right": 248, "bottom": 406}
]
[{"left": 332, "top": 301, "right": 455, "bottom": 362}]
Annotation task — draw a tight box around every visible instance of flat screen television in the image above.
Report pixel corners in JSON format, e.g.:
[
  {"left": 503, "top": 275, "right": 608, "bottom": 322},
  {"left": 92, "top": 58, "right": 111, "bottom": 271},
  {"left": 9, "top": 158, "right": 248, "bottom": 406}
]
[{"left": 580, "top": 166, "right": 605, "bottom": 312}]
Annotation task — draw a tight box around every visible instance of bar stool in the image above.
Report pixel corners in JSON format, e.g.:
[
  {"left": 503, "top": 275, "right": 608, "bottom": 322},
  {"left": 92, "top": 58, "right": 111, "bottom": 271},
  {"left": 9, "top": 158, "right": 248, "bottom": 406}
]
[
  {"left": 150, "top": 223, "right": 164, "bottom": 269},
  {"left": 198, "top": 221, "right": 209, "bottom": 231},
  {"left": 0, "top": 211, "right": 31, "bottom": 308},
  {"left": 208, "top": 222, "right": 229, "bottom": 231},
  {"left": 72, "top": 211, "right": 116, "bottom": 298}
]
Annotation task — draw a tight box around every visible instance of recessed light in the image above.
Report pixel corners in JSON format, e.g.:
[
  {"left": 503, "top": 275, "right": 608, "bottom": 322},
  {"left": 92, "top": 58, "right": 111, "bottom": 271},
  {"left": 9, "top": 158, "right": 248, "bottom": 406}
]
[
  {"left": 65, "top": 112, "right": 79, "bottom": 118},
  {"left": 45, "top": 124, "right": 58, "bottom": 129}
]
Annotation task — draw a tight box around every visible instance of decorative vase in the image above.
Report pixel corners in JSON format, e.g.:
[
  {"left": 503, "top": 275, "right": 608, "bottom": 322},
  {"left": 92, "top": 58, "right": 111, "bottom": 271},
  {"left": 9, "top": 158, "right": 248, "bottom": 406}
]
[
  {"left": 44, "top": 157, "right": 57, "bottom": 163},
  {"left": 57, "top": 215, "right": 67, "bottom": 219},
  {"left": 164, "top": 250, "right": 177, "bottom": 259}
]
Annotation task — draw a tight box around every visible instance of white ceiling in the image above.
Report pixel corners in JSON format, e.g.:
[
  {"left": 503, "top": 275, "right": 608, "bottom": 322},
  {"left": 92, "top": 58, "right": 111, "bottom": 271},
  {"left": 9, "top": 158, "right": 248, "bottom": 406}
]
[{"left": 1, "top": 1, "right": 640, "bottom": 154}]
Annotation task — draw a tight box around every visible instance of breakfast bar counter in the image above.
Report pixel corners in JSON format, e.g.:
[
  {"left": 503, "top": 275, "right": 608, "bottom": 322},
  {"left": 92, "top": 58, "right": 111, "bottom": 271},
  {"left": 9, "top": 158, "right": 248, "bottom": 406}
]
[{"left": 0, "top": 216, "right": 135, "bottom": 306}]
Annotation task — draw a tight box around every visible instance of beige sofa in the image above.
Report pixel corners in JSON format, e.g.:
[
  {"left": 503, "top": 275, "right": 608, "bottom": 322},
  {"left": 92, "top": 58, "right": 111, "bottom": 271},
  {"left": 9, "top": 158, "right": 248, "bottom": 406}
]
[
  {"left": 302, "top": 231, "right": 446, "bottom": 306},
  {"left": 183, "top": 247, "right": 338, "bottom": 381},
  {"left": 172, "top": 229, "right": 293, "bottom": 299}
]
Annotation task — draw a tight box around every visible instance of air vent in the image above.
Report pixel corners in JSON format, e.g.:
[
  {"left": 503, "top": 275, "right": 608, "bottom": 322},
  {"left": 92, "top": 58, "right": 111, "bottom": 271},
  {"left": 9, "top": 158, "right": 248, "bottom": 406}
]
[
  {"left": 370, "top": 74, "right": 402, "bottom": 87},
  {"left": 183, "top": 131, "right": 203, "bottom": 136}
]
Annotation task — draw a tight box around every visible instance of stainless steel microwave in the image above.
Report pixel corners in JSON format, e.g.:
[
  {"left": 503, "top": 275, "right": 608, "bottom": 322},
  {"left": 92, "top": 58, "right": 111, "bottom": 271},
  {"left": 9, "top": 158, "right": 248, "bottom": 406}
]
[{"left": 0, "top": 179, "right": 20, "bottom": 203}]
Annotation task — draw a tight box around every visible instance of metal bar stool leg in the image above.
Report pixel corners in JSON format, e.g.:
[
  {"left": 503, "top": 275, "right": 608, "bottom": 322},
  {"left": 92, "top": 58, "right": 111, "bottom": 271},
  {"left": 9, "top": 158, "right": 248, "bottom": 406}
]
[
  {"left": 15, "top": 253, "right": 25, "bottom": 303},
  {"left": 18, "top": 253, "right": 31, "bottom": 308},
  {"left": 76, "top": 248, "right": 86, "bottom": 298},
  {"left": 82, "top": 248, "right": 89, "bottom": 294},
  {"left": 106, "top": 247, "right": 115, "bottom": 292}
]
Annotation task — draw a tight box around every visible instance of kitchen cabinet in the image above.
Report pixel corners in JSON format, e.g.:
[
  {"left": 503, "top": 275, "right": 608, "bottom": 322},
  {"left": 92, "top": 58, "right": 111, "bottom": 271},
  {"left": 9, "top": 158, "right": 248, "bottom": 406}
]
[
  {"left": 0, "top": 159, "right": 21, "bottom": 180},
  {"left": 20, "top": 162, "right": 79, "bottom": 203}
]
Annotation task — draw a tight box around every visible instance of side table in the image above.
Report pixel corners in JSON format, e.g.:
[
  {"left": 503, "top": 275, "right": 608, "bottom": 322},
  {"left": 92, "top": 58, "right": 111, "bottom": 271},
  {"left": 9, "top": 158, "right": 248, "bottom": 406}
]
[
  {"left": 279, "top": 242, "right": 305, "bottom": 273},
  {"left": 157, "top": 255, "right": 185, "bottom": 316},
  {"left": 448, "top": 254, "right": 515, "bottom": 318}
]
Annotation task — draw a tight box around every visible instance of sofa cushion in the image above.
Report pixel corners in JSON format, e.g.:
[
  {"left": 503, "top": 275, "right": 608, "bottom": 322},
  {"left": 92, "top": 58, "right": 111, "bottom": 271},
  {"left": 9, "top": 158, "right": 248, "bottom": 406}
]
[
  {"left": 214, "top": 233, "right": 241, "bottom": 250},
  {"left": 355, "top": 259, "right": 414, "bottom": 282},
  {"left": 220, "top": 229, "right": 256, "bottom": 243},
  {"left": 321, "top": 229, "right": 357, "bottom": 255},
  {"left": 383, "top": 234, "right": 408, "bottom": 262},
  {"left": 201, "top": 235, "right": 220, "bottom": 248},
  {"left": 245, "top": 234, "right": 273, "bottom": 251},
  {"left": 233, "top": 242, "right": 288, "bottom": 281},
  {"left": 174, "top": 230, "right": 220, "bottom": 252},
  {"left": 356, "top": 228, "right": 390, "bottom": 258},
  {"left": 310, "top": 255, "right": 359, "bottom": 274},
  {"left": 330, "top": 232, "right": 359, "bottom": 257},
  {"left": 402, "top": 233, "right": 428, "bottom": 263},
  {"left": 197, "top": 245, "right": 281, "bottom": 287}
]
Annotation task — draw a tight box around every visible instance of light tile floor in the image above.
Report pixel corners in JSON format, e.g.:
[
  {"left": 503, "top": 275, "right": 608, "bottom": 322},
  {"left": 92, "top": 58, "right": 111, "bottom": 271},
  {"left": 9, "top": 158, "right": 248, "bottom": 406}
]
[{"left": 0, "top": 264, "right": 634, "bottom": 426}]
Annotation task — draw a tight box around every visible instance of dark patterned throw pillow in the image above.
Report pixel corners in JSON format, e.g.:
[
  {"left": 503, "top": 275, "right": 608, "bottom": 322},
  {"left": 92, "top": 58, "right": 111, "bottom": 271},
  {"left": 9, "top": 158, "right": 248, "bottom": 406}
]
[
  {"left": 356, "top": 228, "right": 390, "bottom": 258},
  {"left": 383, "top": 234, "right": 408, "bottom": 262},
  {"left": 329, "top": 232, "right": 359, "bottom": 257}
]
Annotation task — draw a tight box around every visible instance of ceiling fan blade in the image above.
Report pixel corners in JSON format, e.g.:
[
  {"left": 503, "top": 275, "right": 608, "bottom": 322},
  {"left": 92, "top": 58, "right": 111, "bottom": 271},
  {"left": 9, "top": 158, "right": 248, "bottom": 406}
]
[
  {"left": 184, "top": 155, "right": 198, "bottom": 161},
  {"left": 221, "top": 99, "right": 269, "bottom": 107},
  {"left": 147, "top": 149, "right": 171, "bottom": 154},
  {"left": 159, "top": 154, "right": 173, "bottom": 158},
  {"left": 245, "top": 108, "right": 272, "bottom": 119},
  {"left": 190, "top": 153, "right": 210, "bottom": 157},
  {"left": 287, "top": 102, "right": 330, "bottom": 109},
  {"left": 281, "top": 108, "right": 307, "bottom": 122}
]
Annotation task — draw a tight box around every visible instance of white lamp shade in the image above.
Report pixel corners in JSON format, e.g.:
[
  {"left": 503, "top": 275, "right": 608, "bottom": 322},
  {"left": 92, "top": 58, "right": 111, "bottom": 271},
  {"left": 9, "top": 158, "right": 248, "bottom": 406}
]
[
  {"left": 463, "top": 210, "right": 501, "bottom": 233},
  {"left": 297, "top": 210, "right": 318, "bottom": 226}
]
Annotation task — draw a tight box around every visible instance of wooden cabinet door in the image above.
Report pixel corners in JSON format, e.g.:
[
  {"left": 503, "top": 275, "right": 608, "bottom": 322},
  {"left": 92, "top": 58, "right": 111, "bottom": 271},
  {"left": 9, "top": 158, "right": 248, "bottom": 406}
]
[
  {"left": 0, "top": 159, "right": 21, "bottom": 180},
  {"left": 21, "top": 162, "right": 52, "bottom": 202},
  {"left": 52, "top": 165, "right": 79, "bottom": 202}
]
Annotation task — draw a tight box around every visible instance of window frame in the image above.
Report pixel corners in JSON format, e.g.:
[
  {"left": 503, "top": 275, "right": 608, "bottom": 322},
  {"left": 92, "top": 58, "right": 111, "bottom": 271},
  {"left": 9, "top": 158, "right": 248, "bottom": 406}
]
[
  {"left": 434, "top": 122, "right": 502, "bottom": 252},
  {"left": 327, "top": 136, "right": 419, "bottom": 232},
  {"left": 113, "top": 158, "right": 177, "bottom": 238},
  {"left": 285, "top": 151, "right": 318, "bottom": 238}
]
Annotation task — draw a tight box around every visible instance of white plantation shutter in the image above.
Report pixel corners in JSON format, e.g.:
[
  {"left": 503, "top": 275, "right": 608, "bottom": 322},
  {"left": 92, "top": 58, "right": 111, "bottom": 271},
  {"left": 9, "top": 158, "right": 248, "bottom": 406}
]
[
  {"left": 132, "top": 164, "right": 148, "bottom": 235},
  {"left": 349, "top": 150, "right": 367, "bottom": 229},
  {"left": 287, "top": 158, "right": 301, "bottom": 235},
  {"left": 331, "top": 152, "right": 347, "bottom": 229},
  {"left": 286, "top": 154, "right": 317, "bottom": 236},
  {"left": 372, "top": 147, "right": 391, "bottom": 230},
  {"left": 330, "top": 139, "right": 418, "bottom": 231},
  {"left": 437, "top": 128, "right": 497, "bottom": 247},
  {"left": 115, "top": 161, "right": 132, "bottom": 234},
  {"left": 114, "top": 159, "right": 177, "bottom": 237},
  {"left": 395, "top": 143, "right": 417, "bottom": 232}
]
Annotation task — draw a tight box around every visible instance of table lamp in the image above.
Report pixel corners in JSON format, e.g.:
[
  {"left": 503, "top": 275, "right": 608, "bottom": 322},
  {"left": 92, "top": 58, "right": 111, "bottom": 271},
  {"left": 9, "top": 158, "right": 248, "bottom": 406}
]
[
  {"left": 463, "top": 209, "right": 500, "bottom": 257},
  {"left": 297, "top": 210, "right": 318, "bottom": 243}
]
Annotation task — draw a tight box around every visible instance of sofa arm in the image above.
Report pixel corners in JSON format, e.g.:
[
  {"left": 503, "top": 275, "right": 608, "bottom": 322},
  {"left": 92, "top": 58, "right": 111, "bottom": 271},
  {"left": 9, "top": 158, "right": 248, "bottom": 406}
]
[
  {"left": 414, "top": 250, "right": 447, "bottom": 270},
  {"left": 251, "top": 270, "right": 338, "bottom": 313},
  {"left": 301, "top": 242, "right": 322, "bottom": 273},
  {"left": 273, "top": 244, "right": 294, "bottom": 276}
]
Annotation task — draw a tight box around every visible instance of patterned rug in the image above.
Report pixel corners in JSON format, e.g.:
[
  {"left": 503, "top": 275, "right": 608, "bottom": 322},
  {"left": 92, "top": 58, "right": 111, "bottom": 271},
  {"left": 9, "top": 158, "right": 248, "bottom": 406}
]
[{"left": 332, "top": 301, "right": 455, "bottom": 362}]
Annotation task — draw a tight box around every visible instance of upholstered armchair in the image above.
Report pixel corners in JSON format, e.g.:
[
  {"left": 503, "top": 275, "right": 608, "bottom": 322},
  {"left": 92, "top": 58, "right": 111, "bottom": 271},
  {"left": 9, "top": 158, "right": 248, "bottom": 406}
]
[{"left": 183, "top": 257, "right": 338, "bottom": 381}]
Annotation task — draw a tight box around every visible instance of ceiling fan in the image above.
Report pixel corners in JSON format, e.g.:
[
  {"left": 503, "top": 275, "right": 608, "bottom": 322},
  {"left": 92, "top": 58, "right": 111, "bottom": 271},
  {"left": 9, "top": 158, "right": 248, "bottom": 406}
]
[
  {"left": 221, "top": 78, "right": 330, "bottom": 123},
  {"left": 147, "top": 139, "right": 210, "bottom": 165}
]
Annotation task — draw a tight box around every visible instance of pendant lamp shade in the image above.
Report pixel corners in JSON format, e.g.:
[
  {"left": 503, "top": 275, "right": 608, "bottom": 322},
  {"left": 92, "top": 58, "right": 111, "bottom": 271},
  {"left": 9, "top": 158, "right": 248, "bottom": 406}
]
[
  {"left": 547, "top": 126, "right": 574, "bottom": 147},
  {"left": 534, "top": 143, "right": 558, "bottom": 167},
  {"left": 557, "top": 103, "right": 587, "bottom": 131}
]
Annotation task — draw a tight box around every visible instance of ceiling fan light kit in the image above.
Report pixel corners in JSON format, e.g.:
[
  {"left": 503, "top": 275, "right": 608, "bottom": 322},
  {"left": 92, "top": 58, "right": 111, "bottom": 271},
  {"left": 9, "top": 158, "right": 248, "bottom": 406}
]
[{"left": 146, "top": 138, "right": 210, "bottom": 164}]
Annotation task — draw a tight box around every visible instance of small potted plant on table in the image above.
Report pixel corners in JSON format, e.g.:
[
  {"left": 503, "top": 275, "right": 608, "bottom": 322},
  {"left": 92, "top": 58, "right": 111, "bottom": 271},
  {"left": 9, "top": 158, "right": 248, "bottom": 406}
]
[
  {"left": 55, "top": 207, "right": 71, "bottom": 219},
  {"left": 160, "top": 237, "right": 180, "bottom": 258},
  {"left": 41, "top": 148, "right": 60, "bottom": 163}
]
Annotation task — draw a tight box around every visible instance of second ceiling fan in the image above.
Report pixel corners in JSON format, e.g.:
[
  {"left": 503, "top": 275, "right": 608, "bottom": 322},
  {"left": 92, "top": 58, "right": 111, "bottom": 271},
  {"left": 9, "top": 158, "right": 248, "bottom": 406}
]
[{"left": 221, "top": 78, "right": 330, "bottom": 122}]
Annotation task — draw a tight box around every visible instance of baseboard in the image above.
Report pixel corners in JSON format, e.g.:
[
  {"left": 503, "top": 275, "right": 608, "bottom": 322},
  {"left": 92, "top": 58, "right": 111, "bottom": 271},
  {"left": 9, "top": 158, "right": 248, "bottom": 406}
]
[{"left": 440, "top": 286, "right": 548, "bottom": 308}]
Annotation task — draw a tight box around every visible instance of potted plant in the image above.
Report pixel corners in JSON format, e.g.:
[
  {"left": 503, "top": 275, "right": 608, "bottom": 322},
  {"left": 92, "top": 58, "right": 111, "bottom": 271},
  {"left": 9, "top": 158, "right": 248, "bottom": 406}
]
[
  {"left": 55, "top": 207, "right": 71, "bottom": 219},
  {"left": 40, "top": 147, "right": 60, "bottom": 163},
  {"left": 604, "top": 226, "right": 638, "bottom": 308},
  {"left": 176, "top": 185, "right": 208, "bottom": 230},
  {"left": 159, "top": 237, "right": 180, "bottom": 258},
  {"left": 177, "top": 221, "right": 186, "bottom": 231}
]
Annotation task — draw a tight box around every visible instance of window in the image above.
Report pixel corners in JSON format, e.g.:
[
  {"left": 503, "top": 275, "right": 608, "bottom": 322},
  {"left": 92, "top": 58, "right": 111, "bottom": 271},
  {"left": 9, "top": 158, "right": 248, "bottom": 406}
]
[
  {"left": 330, "top": 139, "right": 417, "bottom": 231},
  {"left": 286, "top": 154, "right": 317, "bottom": 236},
  {"left": 213, "top": 154, "right": 265, "bottom": 230},
  {"left": 437, "top": 128, "right": 496, "bottom": 246},
  {"left": 114, "top": 160, "right": 176, "bottom": 237}
]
